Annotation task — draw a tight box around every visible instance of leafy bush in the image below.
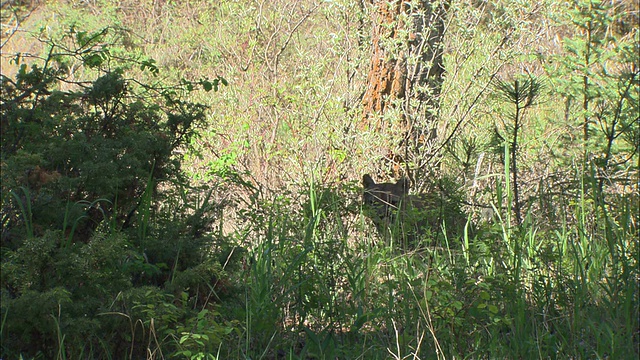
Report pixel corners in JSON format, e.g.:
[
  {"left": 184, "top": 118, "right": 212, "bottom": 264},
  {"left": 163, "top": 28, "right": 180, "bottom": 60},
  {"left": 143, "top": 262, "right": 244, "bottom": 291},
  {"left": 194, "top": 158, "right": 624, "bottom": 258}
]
[{"left": 0, "top": 28, "right": 235, "bottom": 359}]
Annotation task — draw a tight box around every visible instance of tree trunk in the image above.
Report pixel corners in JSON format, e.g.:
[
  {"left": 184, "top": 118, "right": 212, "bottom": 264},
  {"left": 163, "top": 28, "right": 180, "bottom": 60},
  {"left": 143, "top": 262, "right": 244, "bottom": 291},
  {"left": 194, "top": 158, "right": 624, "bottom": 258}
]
[
  {"left": 362, "top": 0, "right": 448, "bottom": 129},
  {"left": 361, "top": 0, "right": 449, "bottom": 181}
]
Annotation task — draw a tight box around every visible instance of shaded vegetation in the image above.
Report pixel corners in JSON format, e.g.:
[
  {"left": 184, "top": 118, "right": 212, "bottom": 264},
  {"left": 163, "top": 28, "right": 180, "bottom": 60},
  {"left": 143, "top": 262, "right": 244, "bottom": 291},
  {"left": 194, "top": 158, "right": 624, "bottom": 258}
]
[{"left": 1, "top": 0, "right": 638, "bottom": 359}]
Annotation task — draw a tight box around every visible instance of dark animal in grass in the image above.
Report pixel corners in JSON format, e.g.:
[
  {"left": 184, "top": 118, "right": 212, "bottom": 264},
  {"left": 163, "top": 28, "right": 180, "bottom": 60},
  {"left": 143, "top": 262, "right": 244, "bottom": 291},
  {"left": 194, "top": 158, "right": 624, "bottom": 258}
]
[{"left": 362, "top": 174, "right": 469, "bottom": 245}]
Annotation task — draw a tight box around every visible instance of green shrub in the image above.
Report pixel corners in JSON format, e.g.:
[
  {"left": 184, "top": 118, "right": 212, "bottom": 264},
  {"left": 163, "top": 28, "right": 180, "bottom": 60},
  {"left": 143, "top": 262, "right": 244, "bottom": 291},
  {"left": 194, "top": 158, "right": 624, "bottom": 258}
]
[{"left": 0, "top": 28, "right": 235, "bottom": 359}]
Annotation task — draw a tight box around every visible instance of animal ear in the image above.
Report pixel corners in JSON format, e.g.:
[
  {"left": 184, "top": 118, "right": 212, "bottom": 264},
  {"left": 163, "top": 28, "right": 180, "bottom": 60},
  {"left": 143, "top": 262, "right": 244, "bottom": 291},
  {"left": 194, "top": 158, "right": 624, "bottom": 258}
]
[{"left": 362, "top": 174, "right": 375, "bottom": 187}]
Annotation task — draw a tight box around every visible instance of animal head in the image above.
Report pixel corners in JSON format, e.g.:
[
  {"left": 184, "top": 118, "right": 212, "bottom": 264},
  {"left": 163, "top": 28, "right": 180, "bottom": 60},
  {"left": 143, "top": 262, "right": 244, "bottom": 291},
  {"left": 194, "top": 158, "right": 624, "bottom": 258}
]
[
  {"left": 362, "top": 174, "right": 410, "bottom": 221},
  {"left": 362, "top": 174, "right": 471, "bottom": 245}
]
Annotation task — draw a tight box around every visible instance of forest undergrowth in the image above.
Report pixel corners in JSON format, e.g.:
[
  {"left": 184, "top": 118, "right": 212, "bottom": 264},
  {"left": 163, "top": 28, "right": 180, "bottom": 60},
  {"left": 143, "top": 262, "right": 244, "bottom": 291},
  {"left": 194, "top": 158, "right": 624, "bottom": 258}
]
[{"left": 1, "top": 0, "right": 638, "bottom": 359}]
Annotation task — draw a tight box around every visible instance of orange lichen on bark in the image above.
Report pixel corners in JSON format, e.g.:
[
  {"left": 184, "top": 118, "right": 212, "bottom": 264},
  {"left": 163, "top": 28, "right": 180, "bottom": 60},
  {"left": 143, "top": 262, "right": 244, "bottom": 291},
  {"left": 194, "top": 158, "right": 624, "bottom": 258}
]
[{"left": 361, "top": 0, "right": 409, "bottom": 127}]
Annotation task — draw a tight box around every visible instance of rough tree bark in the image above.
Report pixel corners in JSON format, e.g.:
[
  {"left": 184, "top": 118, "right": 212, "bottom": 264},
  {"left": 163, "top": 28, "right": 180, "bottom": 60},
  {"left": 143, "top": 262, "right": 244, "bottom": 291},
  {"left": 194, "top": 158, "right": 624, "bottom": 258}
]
[
  {"left": 361, "top": 0, "right": 449, "bottom": 182},
  {"left": 362, "top": 0, "right": 449, "bottom": 129}
]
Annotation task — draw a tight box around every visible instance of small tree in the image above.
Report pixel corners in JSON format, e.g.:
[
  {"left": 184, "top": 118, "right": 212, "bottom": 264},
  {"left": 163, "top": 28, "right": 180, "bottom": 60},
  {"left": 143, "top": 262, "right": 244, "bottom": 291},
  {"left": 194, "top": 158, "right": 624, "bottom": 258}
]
[
  {"left": 545, "top": 0, "right": 639, "bottom": 228},
  {"left": 492, "top": 76, "right": 542, "bottom": 226}
]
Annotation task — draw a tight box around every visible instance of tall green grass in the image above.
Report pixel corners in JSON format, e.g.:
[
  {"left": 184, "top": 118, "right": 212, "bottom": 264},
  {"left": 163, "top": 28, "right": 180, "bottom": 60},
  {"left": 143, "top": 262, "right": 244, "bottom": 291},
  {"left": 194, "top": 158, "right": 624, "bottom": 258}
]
[
  {"left": 231, "top": 153, "right": 637, "bottom": 359},
  {"left": 3, "top": 146, "right": 634, "bottom": 360}
]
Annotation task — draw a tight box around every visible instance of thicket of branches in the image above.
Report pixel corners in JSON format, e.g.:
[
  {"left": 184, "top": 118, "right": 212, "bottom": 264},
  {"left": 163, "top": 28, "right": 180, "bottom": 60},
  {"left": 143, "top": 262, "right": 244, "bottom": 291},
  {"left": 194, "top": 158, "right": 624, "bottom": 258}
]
[{"left": 1, "top": 1, "right": 637, "bottom": 359}]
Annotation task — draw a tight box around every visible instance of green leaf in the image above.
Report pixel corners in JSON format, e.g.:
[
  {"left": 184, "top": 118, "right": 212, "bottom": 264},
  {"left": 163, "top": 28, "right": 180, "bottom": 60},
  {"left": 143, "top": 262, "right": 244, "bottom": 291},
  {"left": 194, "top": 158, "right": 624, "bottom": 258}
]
[
  {"left": 197, "top": 309, "right": 209, "bottom": 319},
  {"left": 83, "top": 53, "right": 104, "bottom": 68}
]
